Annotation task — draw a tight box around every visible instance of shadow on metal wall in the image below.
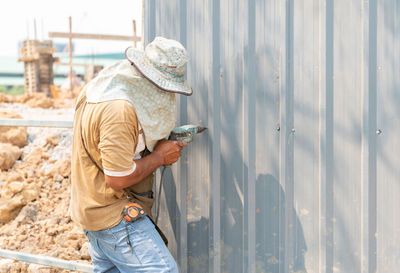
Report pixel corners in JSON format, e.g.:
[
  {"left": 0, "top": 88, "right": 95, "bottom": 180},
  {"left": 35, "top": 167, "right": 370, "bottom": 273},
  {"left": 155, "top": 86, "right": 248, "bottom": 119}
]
[
  {"left": 180, "top": 172, "right": 308, "bottom": 272},
  {"left": 159, "top": 163, "right": 308, "bottom": 272},
  {"left": 256, "top": 173, "right": 307, "bottom": 272}
]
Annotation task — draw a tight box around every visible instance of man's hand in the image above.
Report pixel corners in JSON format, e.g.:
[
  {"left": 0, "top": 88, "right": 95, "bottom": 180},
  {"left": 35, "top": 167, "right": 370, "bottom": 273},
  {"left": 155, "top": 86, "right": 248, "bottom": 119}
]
[
  {"left": 153, "top": 139, "right": 187, "bottom": 166},
  {"left": 105, "top": 139, "right": 186, "bottom": 190}
]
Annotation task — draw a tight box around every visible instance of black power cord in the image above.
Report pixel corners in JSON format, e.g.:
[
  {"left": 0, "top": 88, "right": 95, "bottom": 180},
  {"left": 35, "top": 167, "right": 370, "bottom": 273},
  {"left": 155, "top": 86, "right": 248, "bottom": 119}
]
[{"left": 155, "top": 165, "right": 169, "bottom": 224}]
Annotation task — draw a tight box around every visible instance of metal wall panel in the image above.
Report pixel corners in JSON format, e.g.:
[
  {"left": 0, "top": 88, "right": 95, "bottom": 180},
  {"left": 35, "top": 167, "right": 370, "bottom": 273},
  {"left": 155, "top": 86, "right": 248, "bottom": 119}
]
[
  {"left": 376, "top": 1, "right": 400, "bottom": 272},
  {"left": 144, "top": 0, "right": 400, "bottom": 272}
]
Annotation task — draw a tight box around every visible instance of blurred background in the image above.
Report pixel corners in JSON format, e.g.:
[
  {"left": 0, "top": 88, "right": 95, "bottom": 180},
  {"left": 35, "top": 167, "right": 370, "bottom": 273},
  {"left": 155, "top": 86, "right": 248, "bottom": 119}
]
[{"left": 0, "top": 0, "right": 142, "bottom": 94}]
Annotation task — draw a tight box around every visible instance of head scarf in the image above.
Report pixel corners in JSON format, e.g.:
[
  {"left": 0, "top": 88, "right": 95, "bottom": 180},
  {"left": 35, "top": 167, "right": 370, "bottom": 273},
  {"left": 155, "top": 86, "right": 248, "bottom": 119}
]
[{"left": 85, "top": 60, "right": 176, "bottom": 151}]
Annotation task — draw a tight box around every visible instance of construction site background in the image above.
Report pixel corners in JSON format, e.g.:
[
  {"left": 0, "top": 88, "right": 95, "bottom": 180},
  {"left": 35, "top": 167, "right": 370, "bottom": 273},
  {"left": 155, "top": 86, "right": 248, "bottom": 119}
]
[{"left": 0, "top": 87, "right": 88, "bottom": 272}]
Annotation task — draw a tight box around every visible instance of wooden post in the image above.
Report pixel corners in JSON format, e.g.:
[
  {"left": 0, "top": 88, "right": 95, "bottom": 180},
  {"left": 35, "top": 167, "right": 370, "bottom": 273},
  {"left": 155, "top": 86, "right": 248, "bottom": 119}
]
[
  {"left": 49, "top": 32, "right": 140, "bottom": 41},
  {"left": 48, "top": 19, "right": 142, "bottom": 93},
  {"left": 34, "top": 18, "right": 37, "bottom": 40},
  {"left": 68, "top": 16, "right": 73, "bottom": 98},
  {"left": 26, "top": 19, "right": 30, "bottom": 39},
  {"left": 132, "top": 20, "right": 137, "bottom": 48}
]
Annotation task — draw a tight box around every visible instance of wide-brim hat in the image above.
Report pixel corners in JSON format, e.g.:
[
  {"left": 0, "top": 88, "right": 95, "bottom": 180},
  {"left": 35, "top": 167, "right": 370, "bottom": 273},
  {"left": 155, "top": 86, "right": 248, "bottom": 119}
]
[{"left": 125, "top": 37, "right": 193, "bottom": 96}]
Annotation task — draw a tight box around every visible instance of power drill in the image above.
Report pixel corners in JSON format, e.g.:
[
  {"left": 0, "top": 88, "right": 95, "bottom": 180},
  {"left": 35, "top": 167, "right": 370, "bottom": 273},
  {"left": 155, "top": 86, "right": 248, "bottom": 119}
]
[
  {"left": 168, "top": 125, "right": 207, "bottom": 143},
  {"left": 155, "top": 125, "right": 207, "bottom": 224}
]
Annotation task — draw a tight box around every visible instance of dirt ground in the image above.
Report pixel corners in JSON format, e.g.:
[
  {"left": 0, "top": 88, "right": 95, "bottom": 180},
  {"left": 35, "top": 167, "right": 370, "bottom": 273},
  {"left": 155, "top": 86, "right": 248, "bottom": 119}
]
[{"left": 0, "top": 93, "right": 90, "bottom": 273}]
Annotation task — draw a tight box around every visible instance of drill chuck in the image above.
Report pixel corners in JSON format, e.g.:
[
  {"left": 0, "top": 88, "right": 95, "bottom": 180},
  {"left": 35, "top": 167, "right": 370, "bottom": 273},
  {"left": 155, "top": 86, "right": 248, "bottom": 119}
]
[{"left": 168, "top": 125, "right": 207, "bottom": 143}]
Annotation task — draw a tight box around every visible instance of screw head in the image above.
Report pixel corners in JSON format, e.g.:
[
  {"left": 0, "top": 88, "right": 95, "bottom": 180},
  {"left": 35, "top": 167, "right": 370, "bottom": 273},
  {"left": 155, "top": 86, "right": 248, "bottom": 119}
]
[{"left": 376, "top": 129, "right": 382, "bottom": 135}]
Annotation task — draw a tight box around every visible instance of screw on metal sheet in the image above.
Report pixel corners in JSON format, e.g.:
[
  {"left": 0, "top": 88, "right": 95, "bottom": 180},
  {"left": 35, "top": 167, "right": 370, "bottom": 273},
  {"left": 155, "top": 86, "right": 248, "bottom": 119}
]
[
  {"left": 291, "top": 128, "right": 295, "bottom": 134},
  {"left": 276, "top": 125, "right": 280, "bottom": 132},
  {"left": 376, "top": 129, "right": 382, "bottom": 135}
]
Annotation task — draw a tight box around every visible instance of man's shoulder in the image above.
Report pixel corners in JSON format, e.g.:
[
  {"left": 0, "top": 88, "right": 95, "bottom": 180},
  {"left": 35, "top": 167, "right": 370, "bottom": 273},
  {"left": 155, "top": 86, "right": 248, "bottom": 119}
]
[
  {"left": 95, "top": 100, "right": 137, "bottom": 126},
  {"left": 96, "top": 99, "right": 134, "bottom": 112}
]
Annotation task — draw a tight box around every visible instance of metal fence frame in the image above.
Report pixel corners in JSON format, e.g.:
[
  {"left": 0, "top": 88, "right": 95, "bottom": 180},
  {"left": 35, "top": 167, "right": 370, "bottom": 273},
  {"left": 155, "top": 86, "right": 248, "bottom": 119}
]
[{"left": 0, "top": 249, "right": 93, "bottom": 273}]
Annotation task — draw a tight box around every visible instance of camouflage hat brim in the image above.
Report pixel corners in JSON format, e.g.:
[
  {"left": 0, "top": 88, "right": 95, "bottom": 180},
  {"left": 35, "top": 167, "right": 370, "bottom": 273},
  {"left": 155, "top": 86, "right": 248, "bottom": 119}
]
[{"left": 125, "top": 47, "right": 193, "bottom": 96}]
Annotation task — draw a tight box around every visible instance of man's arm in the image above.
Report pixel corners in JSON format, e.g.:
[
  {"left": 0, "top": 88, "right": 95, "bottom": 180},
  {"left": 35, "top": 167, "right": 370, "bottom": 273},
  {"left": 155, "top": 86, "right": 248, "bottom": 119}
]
[{"left": 105, "top": 139, "right": 186, "bottom": 190}]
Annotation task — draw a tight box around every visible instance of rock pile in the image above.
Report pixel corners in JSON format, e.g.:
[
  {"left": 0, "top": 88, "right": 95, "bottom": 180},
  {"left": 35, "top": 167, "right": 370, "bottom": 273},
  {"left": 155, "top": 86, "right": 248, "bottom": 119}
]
[
  {"left": 0, "top": 110, "right": 28, "bottom": 173},
  {"left": 0, "top": 90, "right": 78, "bottom": 109},
  {"left": 0, "top": 110, "right": 28, "bottom": 148},
  {"left": 0, "top": 102, "right": 88, "bottom": 272},
  {"left": 0, "top": 144, "right": 21, "bottom": 171}
]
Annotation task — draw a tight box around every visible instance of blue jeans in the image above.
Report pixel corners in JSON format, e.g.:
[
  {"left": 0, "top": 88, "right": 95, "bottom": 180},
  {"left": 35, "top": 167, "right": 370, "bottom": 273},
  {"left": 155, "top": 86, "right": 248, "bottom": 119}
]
[{"left": 84, "top": 217, "right": 179, "bottom": 273}]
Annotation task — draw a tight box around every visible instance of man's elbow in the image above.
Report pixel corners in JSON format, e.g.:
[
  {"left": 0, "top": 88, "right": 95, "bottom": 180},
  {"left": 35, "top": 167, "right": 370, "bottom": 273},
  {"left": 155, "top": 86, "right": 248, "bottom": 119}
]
[
  {"left": 106, "top": 179, "right": 125, "bottom": 190},
  {"left": 105, "top": 175, "right": 130, "bottom": 190},
  {"left": 105, "top": 172, "right": 141, "bottom": 190}
]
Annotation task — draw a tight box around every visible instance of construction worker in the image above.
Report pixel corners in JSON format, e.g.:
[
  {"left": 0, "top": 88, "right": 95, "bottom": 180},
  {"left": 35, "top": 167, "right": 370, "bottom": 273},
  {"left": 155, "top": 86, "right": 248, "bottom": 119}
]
[{"left": 70, "top": 37, "right": 193, "bottom": 272}]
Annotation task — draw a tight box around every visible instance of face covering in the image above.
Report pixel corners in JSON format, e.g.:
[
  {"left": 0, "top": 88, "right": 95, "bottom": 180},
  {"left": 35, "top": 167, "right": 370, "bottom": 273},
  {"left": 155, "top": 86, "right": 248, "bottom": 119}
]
[{"left": 85, "top": 60, "right": 176, "bottom": 151}]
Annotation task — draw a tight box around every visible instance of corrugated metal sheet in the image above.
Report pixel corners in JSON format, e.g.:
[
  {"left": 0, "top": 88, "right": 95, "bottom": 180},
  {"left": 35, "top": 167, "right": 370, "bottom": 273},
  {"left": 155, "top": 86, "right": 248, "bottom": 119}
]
[{"left": 144, "top": 0, "right": 400, "bottom": 272}]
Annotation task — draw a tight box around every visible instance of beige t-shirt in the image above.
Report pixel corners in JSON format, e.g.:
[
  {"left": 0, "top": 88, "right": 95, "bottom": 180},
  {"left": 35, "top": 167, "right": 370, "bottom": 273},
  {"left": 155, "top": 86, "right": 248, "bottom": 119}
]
[{"left": 70, "top": 92, "right": 153, "bottom": 231}]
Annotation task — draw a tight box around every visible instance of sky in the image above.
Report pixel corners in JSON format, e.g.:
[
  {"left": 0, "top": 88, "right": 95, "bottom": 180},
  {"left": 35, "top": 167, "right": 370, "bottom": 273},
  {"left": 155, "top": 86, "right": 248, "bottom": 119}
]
[{"left": 0, "top": 0, "right": 143, "bottom": 57}]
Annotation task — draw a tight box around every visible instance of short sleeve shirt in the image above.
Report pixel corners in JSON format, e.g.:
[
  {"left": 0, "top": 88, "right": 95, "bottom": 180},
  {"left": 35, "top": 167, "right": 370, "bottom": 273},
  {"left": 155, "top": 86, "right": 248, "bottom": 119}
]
[
  {"left": 97, "top": 100, "right": 138, "bottom": 176},
  {"left": 70, "top": 96, "right": 141, "bottom": 230}
]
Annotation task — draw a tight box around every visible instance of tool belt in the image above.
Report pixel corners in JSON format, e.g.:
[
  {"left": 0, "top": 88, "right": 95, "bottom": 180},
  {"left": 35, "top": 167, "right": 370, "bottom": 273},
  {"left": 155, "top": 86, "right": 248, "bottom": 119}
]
[{"left": 124, "top": 190, "right": 168, "bottom": 246}]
